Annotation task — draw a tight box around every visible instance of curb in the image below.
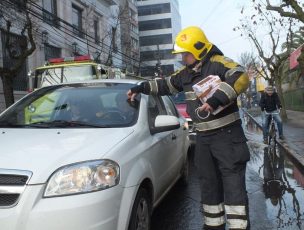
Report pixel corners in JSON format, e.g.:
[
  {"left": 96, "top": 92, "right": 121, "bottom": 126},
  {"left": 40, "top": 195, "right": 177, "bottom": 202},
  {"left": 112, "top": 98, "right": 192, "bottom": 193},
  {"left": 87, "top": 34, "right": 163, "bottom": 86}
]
[{"left": 242, "top": 109, "right": 304, "bottom": 168}]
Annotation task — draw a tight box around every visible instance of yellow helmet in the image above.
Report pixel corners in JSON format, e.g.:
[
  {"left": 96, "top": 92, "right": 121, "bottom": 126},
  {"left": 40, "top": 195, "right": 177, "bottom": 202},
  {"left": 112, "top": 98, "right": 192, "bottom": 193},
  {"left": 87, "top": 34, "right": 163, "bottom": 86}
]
[{"left": 172, "top": 26, "right": 213, "bottom": 60}]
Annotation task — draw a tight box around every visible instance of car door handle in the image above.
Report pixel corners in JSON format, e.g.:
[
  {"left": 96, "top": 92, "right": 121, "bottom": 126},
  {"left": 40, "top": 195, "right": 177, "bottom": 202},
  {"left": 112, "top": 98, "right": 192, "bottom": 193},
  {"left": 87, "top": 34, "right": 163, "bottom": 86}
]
[{"left": 171, "top": 134, "right": 177, "bottom": 140}]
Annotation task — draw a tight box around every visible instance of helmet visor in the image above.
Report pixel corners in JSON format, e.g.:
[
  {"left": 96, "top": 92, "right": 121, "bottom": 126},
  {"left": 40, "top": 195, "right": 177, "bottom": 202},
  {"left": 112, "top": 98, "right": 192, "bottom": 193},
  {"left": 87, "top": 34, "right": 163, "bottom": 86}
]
[{"left": 172, "top": 43, "right": 187, "bottom": 54}]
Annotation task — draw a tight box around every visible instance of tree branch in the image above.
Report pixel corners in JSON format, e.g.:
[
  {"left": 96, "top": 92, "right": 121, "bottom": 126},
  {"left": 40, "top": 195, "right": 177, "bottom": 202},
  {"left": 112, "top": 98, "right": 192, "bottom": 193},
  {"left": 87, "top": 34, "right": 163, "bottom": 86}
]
[{"left": 266, "top": 0, "right": 304, "bottom": 23}]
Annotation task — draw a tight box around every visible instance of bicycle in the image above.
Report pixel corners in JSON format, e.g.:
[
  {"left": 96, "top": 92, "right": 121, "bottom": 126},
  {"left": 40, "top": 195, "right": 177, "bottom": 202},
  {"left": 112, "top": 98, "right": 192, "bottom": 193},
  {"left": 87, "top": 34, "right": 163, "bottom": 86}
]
[{"left": 264, "top": 110, "right": 280, "bottom": 163}]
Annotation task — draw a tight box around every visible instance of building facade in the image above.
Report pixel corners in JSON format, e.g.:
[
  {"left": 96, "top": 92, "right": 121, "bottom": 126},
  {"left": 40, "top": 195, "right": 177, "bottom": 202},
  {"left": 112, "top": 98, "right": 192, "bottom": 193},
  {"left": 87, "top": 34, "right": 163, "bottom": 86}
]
[
  {"left": 0, "top": 0, "right": 136, "bottom": 111},
  {"left": 119, "top": 0, "right": 140, "bottom": 75},
  {"left": 137, "top": 0, "right": 182, "bottom": 78}
]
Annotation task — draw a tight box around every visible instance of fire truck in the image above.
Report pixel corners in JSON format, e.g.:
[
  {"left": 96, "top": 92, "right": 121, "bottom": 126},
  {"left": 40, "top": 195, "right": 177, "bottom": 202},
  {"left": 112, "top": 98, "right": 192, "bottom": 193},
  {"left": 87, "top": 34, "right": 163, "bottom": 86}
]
[{"left": 28, "top": 55, "right": 126, "bottom": 92}]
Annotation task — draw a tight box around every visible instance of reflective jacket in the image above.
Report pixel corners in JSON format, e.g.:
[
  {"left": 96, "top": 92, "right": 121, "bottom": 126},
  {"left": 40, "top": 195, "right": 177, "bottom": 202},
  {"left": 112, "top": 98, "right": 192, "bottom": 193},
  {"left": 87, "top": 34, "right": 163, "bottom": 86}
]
[{"left": 137, "top": 46, "right": 249, "bottom": 132}]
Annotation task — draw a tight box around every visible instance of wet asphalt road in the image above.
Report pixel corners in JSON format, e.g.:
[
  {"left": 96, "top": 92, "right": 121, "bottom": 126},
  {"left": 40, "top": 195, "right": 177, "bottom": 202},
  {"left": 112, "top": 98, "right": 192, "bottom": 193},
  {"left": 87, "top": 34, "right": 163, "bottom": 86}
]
[{"left": 151, "top": 113, "right": 304, "bottom": 230}]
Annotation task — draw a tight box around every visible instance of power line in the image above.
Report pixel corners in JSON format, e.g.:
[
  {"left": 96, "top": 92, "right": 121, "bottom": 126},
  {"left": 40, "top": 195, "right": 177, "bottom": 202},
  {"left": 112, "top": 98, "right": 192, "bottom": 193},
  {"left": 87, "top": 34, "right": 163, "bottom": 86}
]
[
  {"left": 199, "top": 0, "right": 223, "bottom": 27},
  {"left": 28, "top": 0, "right": 141, "bottom": 64},
  {"left": 0, "top": 0, "right": 151, "bottom": 70}
]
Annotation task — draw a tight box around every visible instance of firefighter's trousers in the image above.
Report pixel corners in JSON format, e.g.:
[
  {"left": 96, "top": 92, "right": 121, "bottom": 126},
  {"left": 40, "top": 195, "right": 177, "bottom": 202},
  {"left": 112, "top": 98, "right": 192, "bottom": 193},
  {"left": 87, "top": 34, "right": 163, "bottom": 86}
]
[{"left": 194, "top": 124, "right": 250, "bottom": 230}]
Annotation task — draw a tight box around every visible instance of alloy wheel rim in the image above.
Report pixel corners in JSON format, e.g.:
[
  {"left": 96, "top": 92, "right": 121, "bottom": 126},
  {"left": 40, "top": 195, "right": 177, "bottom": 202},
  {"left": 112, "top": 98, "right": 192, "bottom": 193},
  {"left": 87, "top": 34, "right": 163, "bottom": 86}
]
[{"left": 136, "top": 198, "right": 149, "bottom": 230}]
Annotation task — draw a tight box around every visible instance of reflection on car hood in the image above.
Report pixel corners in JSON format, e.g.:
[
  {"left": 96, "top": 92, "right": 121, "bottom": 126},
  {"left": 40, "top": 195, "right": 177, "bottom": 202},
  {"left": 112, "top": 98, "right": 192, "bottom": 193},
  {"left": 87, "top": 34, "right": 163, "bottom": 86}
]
[
  {"left": 0, "top": 128, "right": 134, "bottom": 184},
  {"left": 175, "top": 104, "right": 190, "bottom": 118}
]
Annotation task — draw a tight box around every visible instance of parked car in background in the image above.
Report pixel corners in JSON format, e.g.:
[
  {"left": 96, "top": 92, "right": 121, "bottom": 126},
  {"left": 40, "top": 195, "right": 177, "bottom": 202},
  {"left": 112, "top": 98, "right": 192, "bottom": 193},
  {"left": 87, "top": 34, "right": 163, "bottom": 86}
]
[
  {"left": 171, "top": 92, "right": 196, "bottom": 146},
  {"left": 0, "top": 79, "right": 190, "bottom": 230}
]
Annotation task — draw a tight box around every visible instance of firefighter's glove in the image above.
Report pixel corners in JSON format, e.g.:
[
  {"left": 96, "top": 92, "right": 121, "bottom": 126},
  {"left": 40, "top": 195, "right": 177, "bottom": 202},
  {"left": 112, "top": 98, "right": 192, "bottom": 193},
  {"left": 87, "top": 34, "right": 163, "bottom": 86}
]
[
  {"left": 128, "top": 83, "right": 144, "bottom": 101},
  {"left": 130, "top": 84, "right": 144, "bottom": 94}
]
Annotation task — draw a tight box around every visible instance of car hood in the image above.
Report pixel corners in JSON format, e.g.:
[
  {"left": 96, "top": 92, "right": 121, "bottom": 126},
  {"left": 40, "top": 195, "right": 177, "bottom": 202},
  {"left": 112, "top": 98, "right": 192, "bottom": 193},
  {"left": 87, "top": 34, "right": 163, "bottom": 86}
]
[{"left": 0, "top": 128, "right": 133, "bottom": 184}]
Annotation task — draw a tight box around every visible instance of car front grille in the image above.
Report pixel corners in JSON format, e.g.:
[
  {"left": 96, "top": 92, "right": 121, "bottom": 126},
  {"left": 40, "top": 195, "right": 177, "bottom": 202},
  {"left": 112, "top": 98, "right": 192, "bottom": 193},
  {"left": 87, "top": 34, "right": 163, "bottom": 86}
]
[
  {"left": 0, "top": 194, "right": 20, "bottom": 206},
  {"left": 0, "top": 169, "right": 32, "bottom": 208},
  {"left": 0, "top": 175, "right": 28, "bottom": 185}
]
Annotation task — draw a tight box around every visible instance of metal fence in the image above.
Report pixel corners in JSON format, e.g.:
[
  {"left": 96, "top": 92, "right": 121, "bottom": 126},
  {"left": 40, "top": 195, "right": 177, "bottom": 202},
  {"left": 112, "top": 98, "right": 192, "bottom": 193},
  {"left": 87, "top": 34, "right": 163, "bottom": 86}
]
[{"left": 283, "top": 88, "right": 304, "bottom": 112}]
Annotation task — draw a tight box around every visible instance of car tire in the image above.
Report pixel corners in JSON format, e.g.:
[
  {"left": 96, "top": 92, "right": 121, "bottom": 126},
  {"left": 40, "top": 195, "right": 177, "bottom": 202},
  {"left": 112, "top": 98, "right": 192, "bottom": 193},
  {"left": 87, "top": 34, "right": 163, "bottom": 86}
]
[
  {"left": 179, "top": 154, "right": 190, "bottom": 186},
  {"left": 128, "top": 187, "right": 152, "bottom": 230}
]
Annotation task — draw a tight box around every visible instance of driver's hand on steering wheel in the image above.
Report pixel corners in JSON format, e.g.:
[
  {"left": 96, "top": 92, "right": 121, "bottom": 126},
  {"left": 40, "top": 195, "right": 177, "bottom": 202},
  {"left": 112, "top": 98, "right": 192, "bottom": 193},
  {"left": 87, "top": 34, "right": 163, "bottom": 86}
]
[{"left": 96, "top": 111, "right": 105, "bottom": 118}]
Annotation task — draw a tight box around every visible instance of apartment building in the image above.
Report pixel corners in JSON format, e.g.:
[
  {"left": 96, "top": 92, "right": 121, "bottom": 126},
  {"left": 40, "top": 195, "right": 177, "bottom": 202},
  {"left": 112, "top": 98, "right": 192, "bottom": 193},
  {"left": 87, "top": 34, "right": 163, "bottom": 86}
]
[
  {"left": 137, "top": 0, "right": 182, "bottom": 78},
  {"left": 119, "top": 0, "right": 140, "bottom": 74},
  {"left": 0, "top": 0, "right": 128, "bottom": 111}
]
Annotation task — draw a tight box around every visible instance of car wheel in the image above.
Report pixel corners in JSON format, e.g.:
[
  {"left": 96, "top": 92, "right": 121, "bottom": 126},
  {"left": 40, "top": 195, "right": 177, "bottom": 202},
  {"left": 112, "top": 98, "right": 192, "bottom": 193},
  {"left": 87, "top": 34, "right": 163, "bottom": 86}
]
[
  {"left": 179, "top": 154, "right": 190, "bottom": 186},
  {"left": 128, "top": 188, "right": 151, "bottom": 230}
]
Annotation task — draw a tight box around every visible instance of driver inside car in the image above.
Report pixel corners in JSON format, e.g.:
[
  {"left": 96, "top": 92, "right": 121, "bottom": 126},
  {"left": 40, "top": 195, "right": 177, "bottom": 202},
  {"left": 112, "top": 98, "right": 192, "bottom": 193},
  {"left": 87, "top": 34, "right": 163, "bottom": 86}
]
[{"left": 96, "top": 93, "right": 137, "bottom": 123}]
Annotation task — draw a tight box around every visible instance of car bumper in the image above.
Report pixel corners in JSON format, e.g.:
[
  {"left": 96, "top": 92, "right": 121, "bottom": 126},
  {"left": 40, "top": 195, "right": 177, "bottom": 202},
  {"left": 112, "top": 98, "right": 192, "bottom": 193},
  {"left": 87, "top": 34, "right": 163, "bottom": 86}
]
[{"left": 0, "top": 184, "right": 124, "bottom": 230}]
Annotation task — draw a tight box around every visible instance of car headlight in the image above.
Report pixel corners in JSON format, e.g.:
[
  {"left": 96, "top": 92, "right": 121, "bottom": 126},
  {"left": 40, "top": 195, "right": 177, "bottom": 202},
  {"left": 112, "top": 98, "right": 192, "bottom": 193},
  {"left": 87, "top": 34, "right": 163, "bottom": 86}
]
[{"left": 44, "top": 160, "right": 120, "bottom": 197}]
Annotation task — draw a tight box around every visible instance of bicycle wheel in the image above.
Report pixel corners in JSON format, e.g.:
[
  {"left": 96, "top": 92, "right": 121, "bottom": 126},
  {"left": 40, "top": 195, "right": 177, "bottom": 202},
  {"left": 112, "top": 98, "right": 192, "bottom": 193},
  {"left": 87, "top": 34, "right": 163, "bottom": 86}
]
[{"left": 268, "top": 124, "right": 277, "bottom": 161}]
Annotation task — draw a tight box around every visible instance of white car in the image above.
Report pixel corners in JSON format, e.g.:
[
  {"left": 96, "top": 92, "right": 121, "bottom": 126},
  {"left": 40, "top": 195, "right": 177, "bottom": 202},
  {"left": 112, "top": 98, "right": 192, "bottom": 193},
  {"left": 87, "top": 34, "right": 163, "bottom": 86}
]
[{"left": 0, "top": 79, "right": 190, "bottom": 230}]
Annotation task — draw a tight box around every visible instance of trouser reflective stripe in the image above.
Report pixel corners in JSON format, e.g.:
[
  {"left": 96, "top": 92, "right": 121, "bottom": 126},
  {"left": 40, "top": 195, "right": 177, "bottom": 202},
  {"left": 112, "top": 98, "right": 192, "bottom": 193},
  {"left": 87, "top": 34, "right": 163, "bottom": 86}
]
[
  {"left": 203, "top": 203, "right": 225, "bottom": 227},
  {"left": 225, "top": 205, "right": 246, "bottom": 215},
  {"left": 204, "top": 215, "right": 225, "bottom": 227},
  {"left": 225, "top": 205, "right": 248, "bottom": 229},
  {"left": 226, "top": 219, "right": 248, "bottom": 229},
  {"left": 203, "top": 203, "right": 224, "bottom": 214}
]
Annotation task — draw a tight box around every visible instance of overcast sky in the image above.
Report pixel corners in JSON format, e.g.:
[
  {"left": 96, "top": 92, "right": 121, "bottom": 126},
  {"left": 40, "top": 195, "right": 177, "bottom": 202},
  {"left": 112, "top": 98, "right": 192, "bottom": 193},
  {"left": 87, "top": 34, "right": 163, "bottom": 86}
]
[{"left": 178, "top": 0, "right": 255, "bottom": 62}]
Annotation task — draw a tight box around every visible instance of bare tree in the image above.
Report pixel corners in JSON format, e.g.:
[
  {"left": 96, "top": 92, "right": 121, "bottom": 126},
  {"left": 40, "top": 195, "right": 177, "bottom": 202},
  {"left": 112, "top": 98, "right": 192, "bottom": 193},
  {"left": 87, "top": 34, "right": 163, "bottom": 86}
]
[
  {"left": 265, "top": 0, "right": 304, "bottom": 24},
  {"left": 234, "top": 1, "right": 296, "bottom": 120},
  {"left": 0, "top": 0, "right": 36, "bottom": 107},
  {"left": 266, "top": 0, "right": 304, "bottom": 75},
  {"left": 238, "top": 52, "right": 259, "bottom": 107}
]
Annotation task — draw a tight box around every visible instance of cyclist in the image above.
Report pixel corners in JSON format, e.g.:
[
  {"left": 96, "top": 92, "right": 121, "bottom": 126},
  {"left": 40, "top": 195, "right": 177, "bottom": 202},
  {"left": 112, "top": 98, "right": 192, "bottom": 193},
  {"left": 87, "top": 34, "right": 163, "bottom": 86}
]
[{"left": 259, "top": 86, "right": 283, "bottom": 144}]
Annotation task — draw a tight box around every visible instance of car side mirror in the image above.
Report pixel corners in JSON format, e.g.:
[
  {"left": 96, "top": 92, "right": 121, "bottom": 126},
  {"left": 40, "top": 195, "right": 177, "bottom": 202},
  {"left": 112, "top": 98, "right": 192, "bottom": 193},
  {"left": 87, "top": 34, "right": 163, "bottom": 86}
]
[{"left": 151, "top": 115, "right": 180, "bottom": 134}]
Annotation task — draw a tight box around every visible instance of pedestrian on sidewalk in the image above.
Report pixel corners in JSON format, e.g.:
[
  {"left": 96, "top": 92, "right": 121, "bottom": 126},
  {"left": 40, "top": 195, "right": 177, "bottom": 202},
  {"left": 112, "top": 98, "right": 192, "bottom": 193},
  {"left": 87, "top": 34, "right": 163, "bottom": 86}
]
[
  {"left": 128, "top": 26, "right": 250, "bottom": 230},
  {"left": 259, "top": 86, "right": 284, "bottom": 143}
]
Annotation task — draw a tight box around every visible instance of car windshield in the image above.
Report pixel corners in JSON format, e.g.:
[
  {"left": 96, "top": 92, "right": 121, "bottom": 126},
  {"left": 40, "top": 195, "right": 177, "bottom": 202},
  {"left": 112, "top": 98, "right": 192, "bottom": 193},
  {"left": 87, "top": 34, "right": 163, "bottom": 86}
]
[
  {"left": 0, "top": 82, "right": 140, "bottom": 128},
  {"left": 170, "top": 92, "right": 185, "bottom": 104}
]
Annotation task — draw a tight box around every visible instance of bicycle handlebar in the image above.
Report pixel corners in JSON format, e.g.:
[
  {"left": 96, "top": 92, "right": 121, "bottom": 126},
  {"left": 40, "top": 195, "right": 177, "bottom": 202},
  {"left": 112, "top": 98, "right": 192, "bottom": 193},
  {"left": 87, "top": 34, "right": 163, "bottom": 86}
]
[{"left": 264, "top": 109, "right": 280, "bottom": 115}]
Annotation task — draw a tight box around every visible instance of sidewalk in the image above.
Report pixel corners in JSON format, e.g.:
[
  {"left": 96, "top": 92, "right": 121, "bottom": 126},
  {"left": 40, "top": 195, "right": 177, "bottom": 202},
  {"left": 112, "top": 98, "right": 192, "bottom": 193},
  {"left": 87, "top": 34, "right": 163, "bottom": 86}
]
[{"left": 244, "top": 107, "right": 304, "bottom": 167}]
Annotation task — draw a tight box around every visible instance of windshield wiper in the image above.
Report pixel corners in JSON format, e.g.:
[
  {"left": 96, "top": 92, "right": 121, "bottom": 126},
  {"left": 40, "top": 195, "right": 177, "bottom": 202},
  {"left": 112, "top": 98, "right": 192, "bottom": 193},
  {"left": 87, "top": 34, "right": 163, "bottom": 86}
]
[
  {"left": 0, "top": 122, "right": 28, "bottom": 128},
  {"left": 28, "top": 120, "right": 110, "bottom": 128}
]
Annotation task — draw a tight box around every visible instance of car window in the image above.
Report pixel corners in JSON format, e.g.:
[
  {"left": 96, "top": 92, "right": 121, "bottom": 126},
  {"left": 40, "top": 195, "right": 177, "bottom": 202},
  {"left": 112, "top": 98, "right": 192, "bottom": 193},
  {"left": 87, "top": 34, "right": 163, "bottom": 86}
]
[
  {"left": 170, "top": 92, "right": 185, "bottom": 104},
  {"left": 161, "top": 96, "right": 178, "bottom": 117},
  {"left": 0, "top": 83, "right": 139, "bottom": 128},
  {"left": 147, "top": 95, "right": 163, "bottom": 131}
]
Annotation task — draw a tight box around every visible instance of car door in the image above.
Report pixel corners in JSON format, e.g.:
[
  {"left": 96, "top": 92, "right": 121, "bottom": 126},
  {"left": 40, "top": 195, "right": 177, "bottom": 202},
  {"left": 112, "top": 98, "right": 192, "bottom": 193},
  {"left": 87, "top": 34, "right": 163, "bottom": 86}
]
[
  {"left": 161, "top": 96, "right": 187, "bottom": 182},
  {"left": 146, "top": 95, "right": 179, "bottom": 199}
]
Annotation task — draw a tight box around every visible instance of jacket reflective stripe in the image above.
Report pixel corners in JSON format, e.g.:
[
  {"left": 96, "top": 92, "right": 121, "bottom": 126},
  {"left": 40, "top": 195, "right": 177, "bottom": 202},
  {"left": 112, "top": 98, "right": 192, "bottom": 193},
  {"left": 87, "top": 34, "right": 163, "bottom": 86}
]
[
  {"left": 204, "top": 216, "right": 225, "bottom": 227},
  {"left": 218, "top": 82, "right": 237, "bottom": 101},
  {"left": 194, "top": 112, "right": 240, "bottom": 131},
  {"left": 227, "top": 219, "right": 248, "bottom": 229},
  {"left": 225, "top": 205, "right": 246, "bottom": 215},
  {"left": 185, "top": 91, "right": 197, "bottom": 100},
  {"left": 203, "top": 203, "right": 224, "bottom": 213},
  {"left": 224, "top": 66, "right": 246, "bottom": 79},
  {"left": 166, "top": 77, "right": 179, "bottom": 94},
  {"left": 149, "top": 80, "right": 158, "bottom": 94}
]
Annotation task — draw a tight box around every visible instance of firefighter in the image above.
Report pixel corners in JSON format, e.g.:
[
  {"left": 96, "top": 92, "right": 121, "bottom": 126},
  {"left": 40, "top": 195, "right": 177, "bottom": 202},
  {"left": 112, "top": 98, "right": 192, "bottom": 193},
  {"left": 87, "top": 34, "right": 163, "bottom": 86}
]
[{"left": 128, "top": 26, "right": 250, "bottom": 229}]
